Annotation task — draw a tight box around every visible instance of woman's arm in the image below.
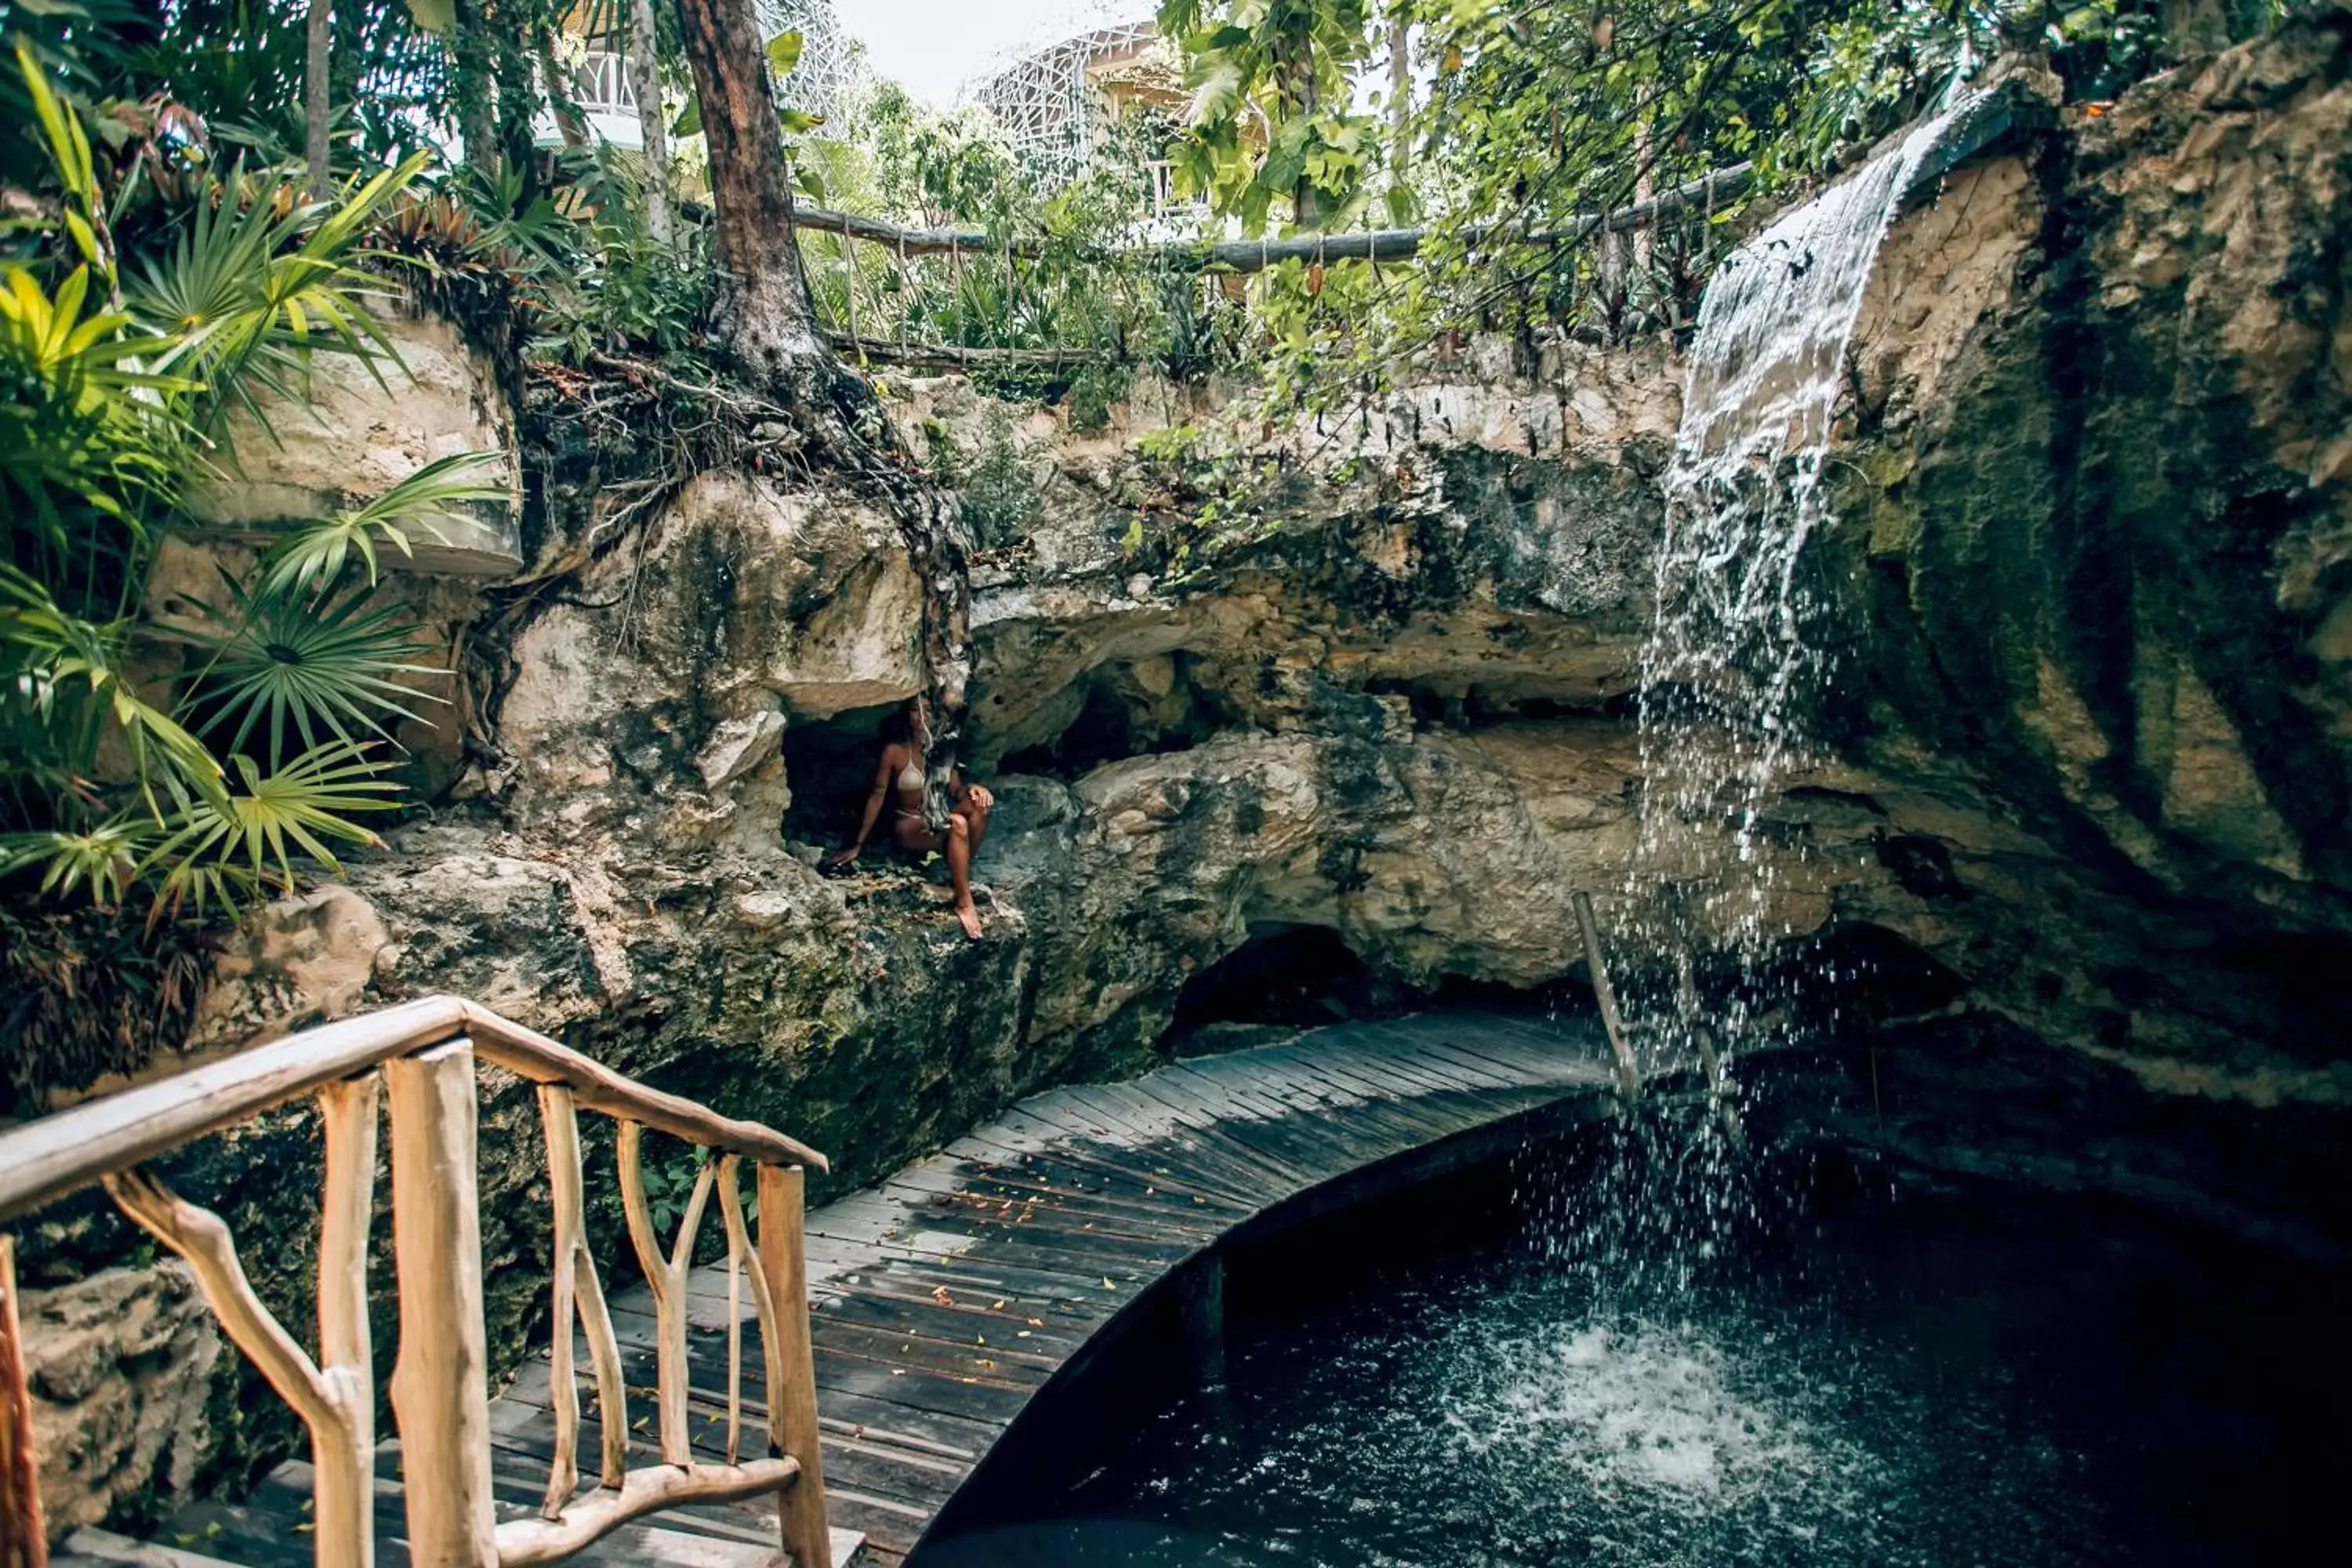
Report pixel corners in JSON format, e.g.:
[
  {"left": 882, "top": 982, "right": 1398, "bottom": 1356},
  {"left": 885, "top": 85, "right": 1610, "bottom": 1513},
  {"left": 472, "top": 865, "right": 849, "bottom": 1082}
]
[{"left": 831, "top": 746, "right": 898, "bottom": 865}]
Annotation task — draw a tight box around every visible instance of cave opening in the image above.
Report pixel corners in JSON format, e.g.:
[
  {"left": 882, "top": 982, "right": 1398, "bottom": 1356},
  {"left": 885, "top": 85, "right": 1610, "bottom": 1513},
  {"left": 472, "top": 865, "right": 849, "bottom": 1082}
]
[
  {"left": 778, "top": 700, "right": 899, "bottom": 854},
  {"left": 1359, "top": 677, "right": 1634, "bottom": 729},
  {"left": 1164, "top": 924, "right": 1413, "bottom": 1056},
  {"left": 994, "top": 654, "right": 1236, "bottom": 779}
]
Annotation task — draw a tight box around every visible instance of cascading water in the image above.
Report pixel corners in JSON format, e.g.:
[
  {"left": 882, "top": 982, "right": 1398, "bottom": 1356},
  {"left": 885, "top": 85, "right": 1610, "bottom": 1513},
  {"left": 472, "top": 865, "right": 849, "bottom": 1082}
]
[
  {"left": 1551, "top": 96, "right": 1987, "bottom": 1296},
  {"left": 1626, "top": 93, "right": 1985, "bottom": 1073}
]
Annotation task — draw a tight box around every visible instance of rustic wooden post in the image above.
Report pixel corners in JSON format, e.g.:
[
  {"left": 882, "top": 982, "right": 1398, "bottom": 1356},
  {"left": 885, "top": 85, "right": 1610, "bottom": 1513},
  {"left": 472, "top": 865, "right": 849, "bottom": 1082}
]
[
  {"left": 538, "top": 1084, "right": 629, "bottom": 1511},
  {"left": 314, "top": 1075, "right": 382, "bottom": 1568},
  {"left": 1573, "top": 891, "right": 1642, "bottom": 1101},
  {"left": 0, "top": 1235, "right": 45, "bottom": 1568},
  {"left": 616, "top": 1122, "right": 715, "bottom": 1469},
  {"left": 755, "top": 1164, "right": 831, "bottom": 1568},
  {"left": 385, "top": 1041, "right": 497, "bottom": 1568}
]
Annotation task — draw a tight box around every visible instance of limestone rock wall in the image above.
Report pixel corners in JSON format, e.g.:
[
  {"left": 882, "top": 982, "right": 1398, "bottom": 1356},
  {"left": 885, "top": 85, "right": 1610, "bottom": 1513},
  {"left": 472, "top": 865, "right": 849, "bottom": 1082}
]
[{"left": 1826, "top": 5, "right": 2352, "bottom": 1107}]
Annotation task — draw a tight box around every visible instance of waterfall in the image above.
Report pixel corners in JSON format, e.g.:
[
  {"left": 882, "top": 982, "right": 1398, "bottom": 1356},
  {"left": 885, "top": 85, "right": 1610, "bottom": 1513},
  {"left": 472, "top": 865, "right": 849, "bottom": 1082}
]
[{"left": 1627, "top": 98, "right": 1984, "bottom": 1061}]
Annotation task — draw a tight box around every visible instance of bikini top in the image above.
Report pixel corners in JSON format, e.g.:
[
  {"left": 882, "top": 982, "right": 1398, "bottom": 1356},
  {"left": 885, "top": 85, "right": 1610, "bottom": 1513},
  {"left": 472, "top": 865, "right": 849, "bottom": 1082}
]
[{"left": 896, "top": 755, "right": 924, "bottom": 800}]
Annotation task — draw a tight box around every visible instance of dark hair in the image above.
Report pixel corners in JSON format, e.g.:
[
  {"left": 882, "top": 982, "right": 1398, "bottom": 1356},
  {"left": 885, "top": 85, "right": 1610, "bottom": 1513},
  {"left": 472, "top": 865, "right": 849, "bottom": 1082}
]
[{"left": 879, "top": 702, "right": 917, "bottom": 745}]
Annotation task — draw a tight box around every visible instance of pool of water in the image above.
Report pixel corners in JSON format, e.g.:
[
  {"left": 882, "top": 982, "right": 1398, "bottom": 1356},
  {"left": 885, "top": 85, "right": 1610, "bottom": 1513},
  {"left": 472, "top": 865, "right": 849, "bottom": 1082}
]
[{"left": 914, "top": 1123, "right": 2347, "bottom": 1567}]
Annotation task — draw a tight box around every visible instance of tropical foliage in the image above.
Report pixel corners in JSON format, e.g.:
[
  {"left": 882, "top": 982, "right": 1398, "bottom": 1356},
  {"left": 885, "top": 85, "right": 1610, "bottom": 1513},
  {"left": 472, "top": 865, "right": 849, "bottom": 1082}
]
[
  {"left": 0, "top": 0, "right": 2318, "bottom": 938},
  {"left": 0, "top": 31, "right": 502, "bottom": 920}
]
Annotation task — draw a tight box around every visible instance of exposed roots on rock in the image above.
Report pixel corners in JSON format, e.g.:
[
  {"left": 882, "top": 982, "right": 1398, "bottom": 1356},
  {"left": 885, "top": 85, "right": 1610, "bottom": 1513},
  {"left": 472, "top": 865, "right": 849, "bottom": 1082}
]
[{"left": 466, "top": 344, "right": 973, "bottom": 806}]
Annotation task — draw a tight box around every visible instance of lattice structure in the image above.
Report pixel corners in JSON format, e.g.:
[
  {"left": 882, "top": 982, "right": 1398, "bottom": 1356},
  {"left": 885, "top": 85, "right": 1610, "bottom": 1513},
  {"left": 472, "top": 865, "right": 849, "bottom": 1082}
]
[
  {"left": 965, "top": 2, "right": 1161, "bottom": 180},
  {"left": 757, "top": 0, "right": 852, "bottom": 125}
]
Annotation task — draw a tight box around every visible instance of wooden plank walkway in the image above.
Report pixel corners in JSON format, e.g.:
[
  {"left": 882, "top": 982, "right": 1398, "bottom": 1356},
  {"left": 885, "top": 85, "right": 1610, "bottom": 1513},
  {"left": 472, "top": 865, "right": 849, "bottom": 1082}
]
[{"left": 135, "top": 1008, "right": 1612, "bottom": 1568}]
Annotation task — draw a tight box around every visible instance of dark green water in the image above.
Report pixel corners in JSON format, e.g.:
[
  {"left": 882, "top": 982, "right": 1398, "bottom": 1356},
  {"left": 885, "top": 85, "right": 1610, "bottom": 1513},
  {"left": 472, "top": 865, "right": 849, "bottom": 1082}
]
[{"left": 916, "top": 1133, "right": 2347, "bottom": 1567}]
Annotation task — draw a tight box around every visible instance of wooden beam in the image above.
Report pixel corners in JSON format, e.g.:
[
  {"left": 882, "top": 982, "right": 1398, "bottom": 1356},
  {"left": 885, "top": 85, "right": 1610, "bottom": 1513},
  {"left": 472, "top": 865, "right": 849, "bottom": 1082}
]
[
  {"left": 791, "top": 164, "right": 1756, "bottom": 271},
  {"left": 1573, "top": 891, "right": 1642, "bottom": 1102},
  {"left": 0, "top": 1235, "right": 45, "bottom": 1568},
  {"left": 757, "top": 1163, "right": 832, "bottom": 1568},
  {"left": 491, "top": 1455, "right": 800, "bottom": 1568},
  {"left": 384, "top": 1041, "right": 497, "bottom": 1568},
  {"left": 0, "top": 994, "right": 827, "bottom": 1225}
]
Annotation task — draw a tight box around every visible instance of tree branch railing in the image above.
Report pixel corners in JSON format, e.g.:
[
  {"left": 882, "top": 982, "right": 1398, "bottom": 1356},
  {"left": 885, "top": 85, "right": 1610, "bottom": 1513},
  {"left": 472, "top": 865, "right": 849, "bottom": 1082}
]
[
  {"left": 793, "top": 162, "right": 1758, "bottom": 269},
  {"left": 0, "top": 996, "right": 835, "bottom": 1568}
]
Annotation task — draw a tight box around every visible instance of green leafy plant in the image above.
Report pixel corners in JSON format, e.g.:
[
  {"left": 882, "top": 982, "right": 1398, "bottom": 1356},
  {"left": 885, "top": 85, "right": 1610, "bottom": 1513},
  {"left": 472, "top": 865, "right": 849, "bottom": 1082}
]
[
  {"left": 142, "top": 742, "right": 400, "bottom": 915},
  {"left": 0, "top": 38, "right": 482, "bottom": 926},
  {"left": 256, "top": 449, "right": 510, "bottom": 595},
  {"left": 179, "top": 577, "right": 447, "bottom": 767}
]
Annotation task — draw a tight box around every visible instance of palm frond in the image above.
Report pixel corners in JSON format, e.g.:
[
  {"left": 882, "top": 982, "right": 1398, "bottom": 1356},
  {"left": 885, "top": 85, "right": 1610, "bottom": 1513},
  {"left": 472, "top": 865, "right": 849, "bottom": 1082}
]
[
  {"left": 256, "top": 448, "right": 510, "bottom": 594},
  {"left": 143, "top": 742, "right": 400, "bottom": 914},
  {"left": 0, "top": 564, "right": 227, "bottom": 818},
  {"left": 125, "top": 151, "right": 432, "bottom": 444},
  {"left": 0, "top": 820, "right": 151, "bottom": 908},
  {"left": 178, "top": 575, "right": 448, "bottom": 767},
  {"left": 0, "top": 263, "right": 195, "bottom": 562}
]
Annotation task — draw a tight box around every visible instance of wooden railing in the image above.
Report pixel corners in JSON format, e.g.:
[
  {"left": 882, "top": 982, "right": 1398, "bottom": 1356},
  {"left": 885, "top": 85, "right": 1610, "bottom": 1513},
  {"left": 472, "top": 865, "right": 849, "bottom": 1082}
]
[{"left": 0, "top": 996, "right": 834, "bottom": 1568}]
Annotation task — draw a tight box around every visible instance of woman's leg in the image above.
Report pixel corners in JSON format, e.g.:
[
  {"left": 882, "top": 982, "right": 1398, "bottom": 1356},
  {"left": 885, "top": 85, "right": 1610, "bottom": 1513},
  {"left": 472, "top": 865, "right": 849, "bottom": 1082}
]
[
  {"left": 959, "top": 790, "right": 994, "bottom": 856},
  {"left": 944, "top": 815, "right": 982, "bottom": 938}
]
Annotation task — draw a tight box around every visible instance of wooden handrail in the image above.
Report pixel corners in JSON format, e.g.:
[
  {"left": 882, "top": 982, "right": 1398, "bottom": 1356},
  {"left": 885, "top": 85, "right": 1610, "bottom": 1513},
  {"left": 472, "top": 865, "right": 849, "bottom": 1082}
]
[
  {"left": 0, "top": 995, "right": 836, "bottom": 1568},
  {"left": 0, "top": 994, "right": 826, "bottom": 1225}
]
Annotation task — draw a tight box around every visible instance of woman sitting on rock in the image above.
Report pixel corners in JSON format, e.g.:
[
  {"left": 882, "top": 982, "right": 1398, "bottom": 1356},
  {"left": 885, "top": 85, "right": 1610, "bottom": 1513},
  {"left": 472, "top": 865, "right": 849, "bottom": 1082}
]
[{"left": 828, "top": 699, "right": 996, "bottom": 938}]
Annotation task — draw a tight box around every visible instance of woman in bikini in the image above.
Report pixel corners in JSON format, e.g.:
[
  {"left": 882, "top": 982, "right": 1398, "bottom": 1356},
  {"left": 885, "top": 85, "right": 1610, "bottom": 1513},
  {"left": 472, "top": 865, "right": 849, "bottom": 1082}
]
[{"left": 828, "top": 700, "right": 996, "bottom": 938}]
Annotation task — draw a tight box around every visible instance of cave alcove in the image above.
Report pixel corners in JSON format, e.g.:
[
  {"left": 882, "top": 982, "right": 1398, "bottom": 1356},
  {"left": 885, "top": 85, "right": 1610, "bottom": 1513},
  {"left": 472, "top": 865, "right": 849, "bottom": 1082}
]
[
  {"left": 778, "top": 700, "right": 901, "bottom": 851},
  {"left": 1163, "top": 923, "right": 1419, "bottom": 1057}
]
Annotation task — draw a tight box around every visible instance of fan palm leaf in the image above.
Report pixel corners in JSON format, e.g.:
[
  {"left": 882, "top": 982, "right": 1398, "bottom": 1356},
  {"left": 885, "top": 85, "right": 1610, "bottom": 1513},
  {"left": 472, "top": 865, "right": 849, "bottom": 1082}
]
[
  {"left": 125, "top": 151, "right": 430, "bottom": 442},
  {"left": 0, "top": 820, "right": 152, "bottom": 909},
  {"left": 1, "top": 565, "right": 227, "bottom": 818},
  {"left": 142, "top": 742, "right": 399, "bottom": 914},
  {"left": 178, "top": 575, "right": 448, "bottom": 767}
]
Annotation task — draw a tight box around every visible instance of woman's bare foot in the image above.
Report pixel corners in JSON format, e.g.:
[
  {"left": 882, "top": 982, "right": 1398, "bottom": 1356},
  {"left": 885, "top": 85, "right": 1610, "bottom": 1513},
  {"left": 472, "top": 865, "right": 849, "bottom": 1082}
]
[{"left": 956, "top": 901, "right": 983, "bottom": 940}]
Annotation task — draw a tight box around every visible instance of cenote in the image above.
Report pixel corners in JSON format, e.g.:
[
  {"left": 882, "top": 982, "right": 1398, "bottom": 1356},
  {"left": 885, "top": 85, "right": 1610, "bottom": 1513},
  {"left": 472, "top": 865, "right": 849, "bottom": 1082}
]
[
  {"left": 914, "top": 1090, "right": 2350, "bottom": 1568},
  {"left": 8, "top": 5, "right": 2352, "bottom": 1568}
]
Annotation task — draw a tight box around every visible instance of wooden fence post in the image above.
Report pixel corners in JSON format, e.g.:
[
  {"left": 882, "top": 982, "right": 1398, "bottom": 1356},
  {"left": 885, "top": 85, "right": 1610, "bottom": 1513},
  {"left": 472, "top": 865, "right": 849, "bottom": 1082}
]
[
  {"left": 756, "top": 1164, "right": 831, "bottom": 1568},
  {"left": 314, "top": 1075, "right": 382, "bottom": 1568},
  {"left": 0, "top": 1235, "right": 46, "bottom": 1568},
  {"left": 385, "top": 1041, "right": 497, "bottom": 1568},
  {"left": 1573, "top": 891, "right": 1642, "bottom": 1102}
]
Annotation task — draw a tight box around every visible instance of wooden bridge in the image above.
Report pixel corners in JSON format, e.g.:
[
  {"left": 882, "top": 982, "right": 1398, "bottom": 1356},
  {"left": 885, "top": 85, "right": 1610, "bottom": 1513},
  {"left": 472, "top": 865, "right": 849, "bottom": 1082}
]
[{"left": 5, "top": 1005, "right": 1619, "bottom": 1568}]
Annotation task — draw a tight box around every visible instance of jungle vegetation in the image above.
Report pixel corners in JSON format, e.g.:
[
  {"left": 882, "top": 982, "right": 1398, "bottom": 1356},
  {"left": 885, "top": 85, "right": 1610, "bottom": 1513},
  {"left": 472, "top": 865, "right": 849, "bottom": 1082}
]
[{"left": 0, "top": 0, "right": 2306, "bottom": 1105}]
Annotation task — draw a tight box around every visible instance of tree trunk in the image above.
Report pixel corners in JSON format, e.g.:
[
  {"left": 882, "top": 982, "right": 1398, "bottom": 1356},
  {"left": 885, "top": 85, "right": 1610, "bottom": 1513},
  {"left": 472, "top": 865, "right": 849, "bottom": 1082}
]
[
  {"left": 452, "top": 0, "right": 499, "bottom": 180},
  {"left": 304, "top": 0, "right": 331, "bottom": 198},
  {"left": 539, "top": 27, "right": 590, "bottom": 150},
  {"left": 1288, "top": 38, "right": 1320, "bottom": 228},
  {"left": 628, "top": 0, "right": 675, "bottom": 249},
  {"left": 672, "top": 0, "right": 826, "bottom": 381},
  {"left": 1386, "top": 10, "right": 1410, "bottom": 198}
]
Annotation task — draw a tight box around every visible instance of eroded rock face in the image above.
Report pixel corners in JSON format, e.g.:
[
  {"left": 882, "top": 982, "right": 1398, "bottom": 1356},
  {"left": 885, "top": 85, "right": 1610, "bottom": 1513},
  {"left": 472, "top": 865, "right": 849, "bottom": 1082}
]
[
  {"left": 38, "top": 13, "right": 2352, "bottom": 1541},
  {"left": 21, "top": 1264, "right": 223, "bottom": 1537},
  {"left": 1825, "top": 6, "right": 2352, "bottom": 1104},
  {"left": 181, "top": 310, "right": 521, "bottom": 576}
]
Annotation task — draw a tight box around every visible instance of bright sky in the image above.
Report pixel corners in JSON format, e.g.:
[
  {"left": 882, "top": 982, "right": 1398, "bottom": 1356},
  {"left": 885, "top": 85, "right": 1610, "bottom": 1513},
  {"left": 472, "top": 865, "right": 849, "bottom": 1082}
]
[{"left": 846, "top": 1, "right": 1148, "bottom": 107}]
